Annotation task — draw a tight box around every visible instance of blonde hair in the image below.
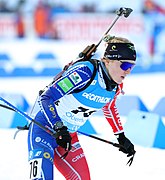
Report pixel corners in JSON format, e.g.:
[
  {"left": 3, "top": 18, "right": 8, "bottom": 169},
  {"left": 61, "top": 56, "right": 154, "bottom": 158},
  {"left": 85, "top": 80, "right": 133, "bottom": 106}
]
[{"left": 104, "top": 35, "right": 132, "bottom": 44}]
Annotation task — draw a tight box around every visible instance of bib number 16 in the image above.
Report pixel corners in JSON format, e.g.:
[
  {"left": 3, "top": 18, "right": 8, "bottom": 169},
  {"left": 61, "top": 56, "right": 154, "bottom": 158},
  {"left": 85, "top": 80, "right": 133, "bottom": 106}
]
[{"left": 29, "top": 158, "right": 42, "bottom": 179}]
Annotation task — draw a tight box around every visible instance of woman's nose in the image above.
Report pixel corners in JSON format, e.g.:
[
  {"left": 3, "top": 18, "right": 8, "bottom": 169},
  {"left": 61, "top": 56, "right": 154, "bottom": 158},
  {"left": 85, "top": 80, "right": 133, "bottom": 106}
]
[{"left": 125, "top": 68, "right": 131, "bottom": 74}]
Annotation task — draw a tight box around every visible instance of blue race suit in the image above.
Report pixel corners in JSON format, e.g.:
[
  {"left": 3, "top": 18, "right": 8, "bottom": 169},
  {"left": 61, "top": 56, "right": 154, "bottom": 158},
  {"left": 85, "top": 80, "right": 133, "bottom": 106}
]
[{"left": 28, "top": 59, "right": 123, "bottom": 180}]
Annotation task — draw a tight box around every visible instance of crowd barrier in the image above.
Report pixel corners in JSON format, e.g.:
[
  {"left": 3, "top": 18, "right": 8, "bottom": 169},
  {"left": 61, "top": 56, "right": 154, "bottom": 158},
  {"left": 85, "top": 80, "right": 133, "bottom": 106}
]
[
  {"left": 152, "top": 97, "right": 165, "bottom": 116},
  {"left": 1, "top": 50, "right": 165, "bottom": 76},
  {"left": 0, "top": 93, "right": 29, "bottom": 128},
  {"left": 0, "top": 93, "right": 164, "bottom": 149},
  {"left": 124, "top": 110, "right": 165, "bottom": 149},
  {"left": 116, "top": 95, "right": 148, "bottom": 116},
  {"left": 1, "top": 65, "right": 165, "bottom": 76},
  {"left": 0, "top": 51, "right": 62, "bottom": 77}
]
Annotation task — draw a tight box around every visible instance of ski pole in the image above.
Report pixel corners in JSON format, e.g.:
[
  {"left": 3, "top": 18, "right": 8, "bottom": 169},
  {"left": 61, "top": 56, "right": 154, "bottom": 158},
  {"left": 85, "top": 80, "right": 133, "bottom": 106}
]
[
  {"left": 77, "top": 131, "right": 121, "bottom": 148},
  {"left": 0, "top": 98, "right": 135, "bottom": 166},
  {"left": 0, "top": 98, "right": 121, "bottom": 148},
  {"left": 0, "top": 103, "right": 15, "bottom": 112},
  {"left": 0, "top": 97, "right": 57, "bottom": 137}
]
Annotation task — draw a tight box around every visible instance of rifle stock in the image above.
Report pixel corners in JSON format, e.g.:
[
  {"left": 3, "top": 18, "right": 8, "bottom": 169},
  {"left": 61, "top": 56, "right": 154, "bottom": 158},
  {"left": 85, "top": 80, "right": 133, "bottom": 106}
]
[{"left": 78, "top": 44, "right": 97, "bottom": 59}]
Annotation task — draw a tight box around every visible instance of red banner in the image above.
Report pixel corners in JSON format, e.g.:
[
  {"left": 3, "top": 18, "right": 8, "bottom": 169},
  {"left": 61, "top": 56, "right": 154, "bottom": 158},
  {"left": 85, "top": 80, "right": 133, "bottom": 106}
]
[
  {"left": 54, "top": 14, "right": 144, "bottom": 41},
  {"left": 0, "top": 13, "right": 145, "bottom": 41},
  {"left": 0, "top": 14, "right": 16, "bottom": 37}
]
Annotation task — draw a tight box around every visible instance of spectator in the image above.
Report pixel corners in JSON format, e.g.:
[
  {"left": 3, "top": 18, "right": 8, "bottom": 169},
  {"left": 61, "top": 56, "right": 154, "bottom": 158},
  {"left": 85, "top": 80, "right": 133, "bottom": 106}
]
[
  {"left": 34, "top": 1, "right": 59, "bottom": 39},
  {"left": 15, "top": 9, "right": 25, "bottom": 38}
]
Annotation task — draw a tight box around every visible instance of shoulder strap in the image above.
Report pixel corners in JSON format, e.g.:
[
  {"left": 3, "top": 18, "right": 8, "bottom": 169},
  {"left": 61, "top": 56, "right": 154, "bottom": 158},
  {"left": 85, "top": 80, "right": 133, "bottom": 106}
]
[{"left": 72, "top": 59, "right": 98, "bottom": 93}]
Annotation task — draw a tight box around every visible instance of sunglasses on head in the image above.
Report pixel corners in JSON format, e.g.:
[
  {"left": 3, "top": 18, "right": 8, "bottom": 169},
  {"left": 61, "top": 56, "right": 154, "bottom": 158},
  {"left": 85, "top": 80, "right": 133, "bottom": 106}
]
[{"left": 119, "top": 61, "right": 135, "bottom": 71}]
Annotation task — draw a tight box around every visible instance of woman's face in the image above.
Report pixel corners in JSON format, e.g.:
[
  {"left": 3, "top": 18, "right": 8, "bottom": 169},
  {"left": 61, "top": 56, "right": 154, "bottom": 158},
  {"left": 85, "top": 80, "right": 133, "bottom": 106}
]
[{"left": 105, "top": 60, "right": 132, "bottom": 84}]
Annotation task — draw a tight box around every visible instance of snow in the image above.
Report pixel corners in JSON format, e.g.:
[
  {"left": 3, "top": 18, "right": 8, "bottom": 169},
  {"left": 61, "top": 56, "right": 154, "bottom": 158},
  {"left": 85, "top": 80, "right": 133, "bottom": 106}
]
[
  {"left": 1, "top": 128, "right": 165, "bottom": 180},
  {"left": 1, "top": 73, "right": 165, "bottom": 180}
]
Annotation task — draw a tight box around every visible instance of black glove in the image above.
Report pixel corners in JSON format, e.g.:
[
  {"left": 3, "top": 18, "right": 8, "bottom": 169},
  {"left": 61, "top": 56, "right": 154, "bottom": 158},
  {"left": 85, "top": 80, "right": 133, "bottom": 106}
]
[
  {"left": 116, "top": 132, "right": 136, "bottom": 166},
  {"left": 54, "top": 126, "right": 72, "bottom": 151},
  {"left": 116, "top": 132, "right": 136, "bottom": 157}
]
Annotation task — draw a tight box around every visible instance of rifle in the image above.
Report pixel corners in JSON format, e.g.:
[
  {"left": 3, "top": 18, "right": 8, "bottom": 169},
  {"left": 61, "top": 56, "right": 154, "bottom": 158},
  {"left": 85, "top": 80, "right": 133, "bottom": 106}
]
[{"left": 78, "top": 7, "right": 133, "bottom": 60}]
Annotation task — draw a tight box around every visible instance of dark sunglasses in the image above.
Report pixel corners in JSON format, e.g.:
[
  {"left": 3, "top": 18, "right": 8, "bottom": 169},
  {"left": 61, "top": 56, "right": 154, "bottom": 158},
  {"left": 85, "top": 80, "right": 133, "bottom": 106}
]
[{"left": 120, "top": 61, "right": 135, "bottom": 71}]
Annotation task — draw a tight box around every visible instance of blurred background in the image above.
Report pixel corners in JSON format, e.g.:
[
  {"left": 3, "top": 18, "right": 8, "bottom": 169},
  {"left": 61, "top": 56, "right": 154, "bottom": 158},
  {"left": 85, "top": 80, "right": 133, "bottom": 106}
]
[
  {"left": 0, "top": 0, "right": 165, "bottom": 159},
  {"left": 0, "top": 0, "right": 165, "bottom": 179}
]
